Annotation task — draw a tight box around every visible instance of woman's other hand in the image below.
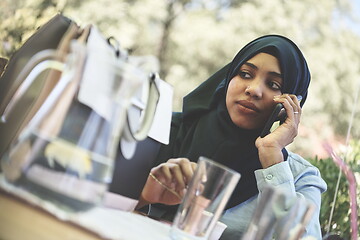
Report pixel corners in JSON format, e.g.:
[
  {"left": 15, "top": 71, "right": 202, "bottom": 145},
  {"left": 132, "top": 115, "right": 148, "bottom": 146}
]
[
  {"left": 255, "top": 94, "right": 301, "bottom": 168},
  {"left": 138, "top": 158, "right": 197, "bottom": 207}
]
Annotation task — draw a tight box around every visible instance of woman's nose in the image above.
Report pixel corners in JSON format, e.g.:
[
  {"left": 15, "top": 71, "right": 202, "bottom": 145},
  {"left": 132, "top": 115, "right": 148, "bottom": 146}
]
[{"left": 245, "top": 80, "right": 263, "bottom": 99}]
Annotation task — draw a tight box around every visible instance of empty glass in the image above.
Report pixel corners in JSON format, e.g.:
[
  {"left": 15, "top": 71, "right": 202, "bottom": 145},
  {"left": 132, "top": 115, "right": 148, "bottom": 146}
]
[{"left": 170, "top": 156, "right": 240, "bottom": 240}]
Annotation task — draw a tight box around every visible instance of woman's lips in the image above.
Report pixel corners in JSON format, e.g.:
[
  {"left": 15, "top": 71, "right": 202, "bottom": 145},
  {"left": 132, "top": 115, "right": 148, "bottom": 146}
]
[{"left": 236, "top": 100, "right": 260, "bottom": 114}]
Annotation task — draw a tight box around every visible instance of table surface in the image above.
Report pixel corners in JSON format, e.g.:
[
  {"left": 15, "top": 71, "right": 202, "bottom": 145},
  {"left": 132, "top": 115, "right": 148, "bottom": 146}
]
[
  {"left": 0, "top": 190, "right": 103, "bottom": 240},
  {"left": 0, "top": 176, "right": 172, "bottom": 240}
]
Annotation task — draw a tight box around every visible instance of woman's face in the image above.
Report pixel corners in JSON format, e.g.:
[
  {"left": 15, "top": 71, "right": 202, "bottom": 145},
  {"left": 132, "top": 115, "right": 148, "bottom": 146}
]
[{"left": 226, "top": 52, "right": 283, "bottom": 129}]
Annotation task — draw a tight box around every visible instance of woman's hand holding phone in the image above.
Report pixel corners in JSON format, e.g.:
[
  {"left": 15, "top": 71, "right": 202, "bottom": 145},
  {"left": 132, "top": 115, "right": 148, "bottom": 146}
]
[{"left": 255, "top": 94, "right": 302, "bottom": 168}]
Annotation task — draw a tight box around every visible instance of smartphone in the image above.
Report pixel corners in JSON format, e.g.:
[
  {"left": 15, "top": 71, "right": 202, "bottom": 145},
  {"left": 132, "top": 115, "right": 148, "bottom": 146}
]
[{"left": 260, "top": 95, "right": 302, "bottom": 138}]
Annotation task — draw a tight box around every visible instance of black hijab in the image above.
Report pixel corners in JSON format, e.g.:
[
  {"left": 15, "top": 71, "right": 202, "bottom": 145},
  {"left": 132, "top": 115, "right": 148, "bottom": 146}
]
[{"left": 156, "top": 35, "right": 311, "bottom": 209}]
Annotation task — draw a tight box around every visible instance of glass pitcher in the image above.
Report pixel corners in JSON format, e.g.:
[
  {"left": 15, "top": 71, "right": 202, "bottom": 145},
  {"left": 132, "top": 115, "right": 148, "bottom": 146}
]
[{"left": 1, "top": 30, "right": 147, "bottom": 211}]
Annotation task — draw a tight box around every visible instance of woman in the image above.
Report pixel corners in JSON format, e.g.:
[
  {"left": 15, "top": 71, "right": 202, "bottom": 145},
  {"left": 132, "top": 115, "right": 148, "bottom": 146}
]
[{"left": 137, "top": 35, "right": 327, "bottom": 239}]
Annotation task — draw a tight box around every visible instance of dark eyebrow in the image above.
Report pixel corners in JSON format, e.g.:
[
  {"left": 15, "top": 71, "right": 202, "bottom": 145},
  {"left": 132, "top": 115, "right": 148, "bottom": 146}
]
[
  {"left": 243, "top": 62, "right": 258, "bottom": 70},
  {"left": 243, "top": 62, "right": 283, "bottom": 79},
  {"left": 269, "top": 71, "right": 283, "bottom": 79}
]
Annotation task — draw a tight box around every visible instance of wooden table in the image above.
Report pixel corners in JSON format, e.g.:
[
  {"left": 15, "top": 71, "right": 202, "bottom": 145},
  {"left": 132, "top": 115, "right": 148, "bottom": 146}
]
[
  {"left": 0, "top": 190, "right": 103, "bottom": 240},
  {"left": 0, "top": 184, "right": 173, "bottom": 240}
]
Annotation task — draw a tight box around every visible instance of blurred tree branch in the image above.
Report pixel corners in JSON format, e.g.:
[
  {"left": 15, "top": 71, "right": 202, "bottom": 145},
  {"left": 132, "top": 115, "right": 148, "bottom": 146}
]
[{"left": 157, "top": 0, "right": 190, "bottom": 78}]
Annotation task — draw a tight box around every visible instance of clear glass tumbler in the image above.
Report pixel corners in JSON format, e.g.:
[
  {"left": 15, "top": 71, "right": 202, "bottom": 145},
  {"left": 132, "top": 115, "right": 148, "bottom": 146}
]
[{"left": 170, "top": 156, "right": 240, "bottom": 240}]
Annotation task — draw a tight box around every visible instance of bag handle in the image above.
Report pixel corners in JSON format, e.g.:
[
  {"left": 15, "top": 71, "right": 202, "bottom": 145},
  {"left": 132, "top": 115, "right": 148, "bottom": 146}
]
[
  {"left": 0, "top": 23, "right": 89, "bottom": 124},
  {"left": 0, "top": 50, "right": 65, "bottom": 123}
]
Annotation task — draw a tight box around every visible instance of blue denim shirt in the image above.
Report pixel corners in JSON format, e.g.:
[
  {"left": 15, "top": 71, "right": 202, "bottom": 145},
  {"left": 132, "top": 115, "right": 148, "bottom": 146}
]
[{"left": 219, "top": 151, "right": 327, "bottom": 240}]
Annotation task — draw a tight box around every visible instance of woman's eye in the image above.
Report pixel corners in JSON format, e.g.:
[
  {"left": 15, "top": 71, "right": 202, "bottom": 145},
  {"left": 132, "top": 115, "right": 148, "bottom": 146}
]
[
  {"left": 268, "top": 81, "right": 281, "bottom": 90},
  {"left": 238, "top": 71, "right": 252, "bottom": 79}
]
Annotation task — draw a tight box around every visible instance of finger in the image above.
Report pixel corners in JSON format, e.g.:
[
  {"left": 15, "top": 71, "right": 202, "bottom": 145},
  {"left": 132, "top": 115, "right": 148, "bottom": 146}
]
[
  {"left": 167, "top": 158, "right": 194, "bottom": 185},
  {"left": 152, "top": 163, "right": 172, "bottom": 182},
  {"left": 178, "top": 159, "right": 195, "bottom": 184},
  {"left": 284, "top": 95, "right": 297, "bottom": 118},
  {"left": 191, "top": 162, "right": 197, "bottom": 172},
  {"left": 275, "top": 94, "right": 299, "bottom": 120},
  {"left": 282, "top": 94, "right": 297, "bottom": 112},
  {"left": 287, "top": 95, "right": 302, "bottom": 124},
  {"left": 293, "top": 94, "right": 302, "bottom": 107},
  {"left": 170, "top": 164, "right": 186, "bottom": 191},
  {"left": 288, "top": 94, "right": 301, "bottom": 114}
]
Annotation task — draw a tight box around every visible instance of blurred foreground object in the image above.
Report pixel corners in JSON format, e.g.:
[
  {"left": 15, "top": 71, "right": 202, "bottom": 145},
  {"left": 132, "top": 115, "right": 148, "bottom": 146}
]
[
  {"left": 242, "top": 185, "right": 317, "bottom": 240},
  {"left": 323, "top": 143, "right": 358, "bottom": 240},
  {"left": 0, "top": 14, "right": 161, "bottom": 212}
]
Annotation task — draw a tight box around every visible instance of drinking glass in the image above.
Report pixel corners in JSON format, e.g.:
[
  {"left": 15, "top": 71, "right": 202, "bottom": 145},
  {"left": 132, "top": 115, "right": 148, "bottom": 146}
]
[{"left": 170, "top": 156, "right": 240, "bottom": 240}]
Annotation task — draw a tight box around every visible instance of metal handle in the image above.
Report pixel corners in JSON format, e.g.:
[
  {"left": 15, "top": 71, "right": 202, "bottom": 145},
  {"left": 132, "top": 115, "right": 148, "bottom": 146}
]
[{"left": 125, "top": 72, "right": 160, "bottom": 142}]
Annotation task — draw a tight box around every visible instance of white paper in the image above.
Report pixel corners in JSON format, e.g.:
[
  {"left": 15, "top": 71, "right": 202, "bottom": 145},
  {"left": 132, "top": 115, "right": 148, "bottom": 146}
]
[
  {"left": 78, "top": 27, "right": 122, "bottom": 121},
  {"left": 102, "top": 191, "right": 138, "bottom": 212},
  {"left": 147, "top": 78, "right": 173, "bottom": 145}
]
